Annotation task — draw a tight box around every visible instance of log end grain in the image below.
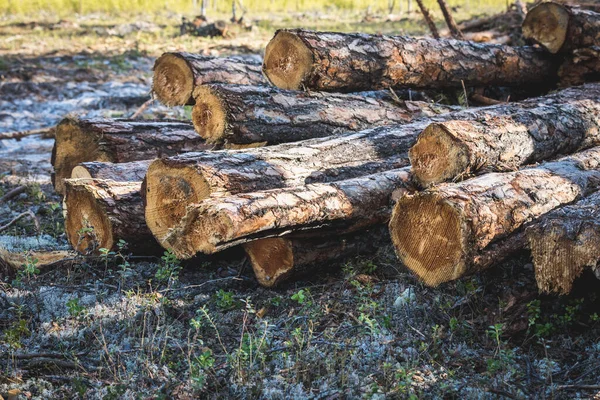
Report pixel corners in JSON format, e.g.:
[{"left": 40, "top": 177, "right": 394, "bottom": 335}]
[
  {"left": 144, "top": 159, "right": 211, "bottom": 246},
  {"left": 244, "top": 237, "right": 294, "bottom": 287},
  {"left": 191, "top": 85, "right": 227, "bottom": 143},
  {"left": 522, "top": 2, "right": 569, "bottom": 54},
  {"left": 389, "top": 193, "right": 468, "bottom": 286},
  {"left": 409, "top": 122, "right": 470, "bottom": 187},
  {"left": 263, "top": 30, "right": 313, "bottom": 90},
  {"left": 64, "top": 180, "right": 114, "bottom": 254},
  {"left": 152, "top": 53, "right": 194, "bottom": 106}
]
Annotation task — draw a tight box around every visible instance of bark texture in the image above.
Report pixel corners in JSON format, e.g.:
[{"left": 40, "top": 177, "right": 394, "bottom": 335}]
[
  {"left": 152, "top": 52, "right": 264, "bottom": 106},
  {"left": 409, "top": 84, "right": 600, "bottom": 186},
  {"left": 559, "top": 47, "right": 600, "bottom": 87},
  {"left": 52, "top": 117, "right": 214, "bottom": 195},
  {"left": 163, "top": 168, "right": 412, "bottom": 258},
  {"left": 415, "top": 0, "right": 440, "bottom": 38},
  {"left": 262, "top": 29, "right": 558, "bottom": 92},
  {"left": 244, "top": 226, "right": 390, "bottom": 287},
  {"left": 192, "top": 84, "right": 460, "bottom": 145},
  {"left": 71, "top": 160, "right": 152, "bottom": 182},
  {"left": 390, "top": 146, "right": 600, "bottom": 287},
  {"left": 526, "top": 190, "right": 600, "bottom": 295},
  {"left": 522, "top": 2, "right": 600, "bottom": 53},
  {"left": 63, "top": 178, "right": 154, "bottom": 255}
]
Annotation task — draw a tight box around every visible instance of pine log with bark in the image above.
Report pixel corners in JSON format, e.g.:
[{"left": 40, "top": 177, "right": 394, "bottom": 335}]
[
  {"left": 71, "top": 160, "right": 152, "bottom": 182},
  {"left": 161, "top": 168, "right": 412, "bottom": 258},
  {"left": 144, "top": 85, "right": 596, "bottom": 244},
  {"left": 51, "top": 118, "right": 214, "bottom": 195},
  {"left": 526, "top": 190, "right": 600, "bottom": 295},
  {"left": 191, "top": 84, "right": 459, "bottom": 145},
  {"left": 152, "top": 52, "right": 264, "bottom": 106},
  {"left": 559, "top": 47, "right": 600, "bottom": 87},
  {"left": 244, "top": 226, "right": 390, "bottom": 287},
  {"left": 63, "top": 178, "right": 154, "bottom": 254},
  {"left": 409, "top": 83, "right": 600, "bottom": 187},
  {"left": 262, "top": 29, "right": 558, "bottom": 92},
  {"left": 389, "top": 146, "right": 600, "bottom": 287},
  {"left": 522, "top": 2, "right": 600, "bottom": 53}
]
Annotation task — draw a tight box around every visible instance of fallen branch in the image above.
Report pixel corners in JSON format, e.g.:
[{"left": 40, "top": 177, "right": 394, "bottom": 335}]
[
  {"left": 0, "top": 210, "right": 37, "bottom": 233},
  {"left": 0, "top": 186, "right": 27, "bottom": 203}
]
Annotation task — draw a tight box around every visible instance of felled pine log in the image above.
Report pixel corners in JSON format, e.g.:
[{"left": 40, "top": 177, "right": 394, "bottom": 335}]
[
  {"left": 526, "top": 190, "right": 600, "bottom": 295},
  {"left": 52, "top": 118, "right": 213, "bottom": 195},
  {"left": 559, "top": 47, "right": 600, "bottom": 87},
  {"left": 152, "top": 52, "right": 264, "bottom": 106},
  {"left": 162, "top": 168, "right": 412, "bottom": 258},
  {"left": 409, "top": 83, "right": 600, "bottom": 187},
  {"left": 522, "top": 2, "right": 600, "bottom": 53},
  {"left": 144, "top": 84, "right": 599, "bottom": 245},
  {"left": 244, "top": 226, "right": 389, "bottom": 287},
  {"left": 262, "top": 29, "right": 558, "bottom": 92},
  {"left": 389, "top": 146, "right": 600, "bottom": 287},
  {"left": 71, "top": 160, "right": 151, "bottom": 182},
  {"left": 191, "top": 84, "right": 458, "bottom": 145}
]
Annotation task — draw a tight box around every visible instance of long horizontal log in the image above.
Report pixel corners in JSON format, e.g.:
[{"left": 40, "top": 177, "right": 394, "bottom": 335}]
[
  {"left": 162, "top": 168, "right": 412, "bottom": 258},
  {"left": 389, "top": 146, "right": 600, "bottom": 287},
  {"left": 64, "top": 177, "right": 154, "bottom": 254},
  {"left": 559, "top": 47, "right": 600, "bottom": 87},
  {"left": 71, "top": 160, "right": 152, "bottom": 182},
  {"left": 144, "top": 85, "right": 598, "bottom": 244},
  {"left": 152, "top": 52, "right": 264, "bottom": 106},
  {"left": 262, "top": 29, "right": 558, "bottom": 92},
  {"left": 522, "top": 2, "right": 600, "bottom": 54},
  {"left": 191, "top": 84, "right": 459, "bottom": 145},
  {"left": 52, "top": 118, "right": 215, "bottom": 195},
  {"left": 244, "top": 226, "right": 389, "bottom": 287},
  {"left": 526, "top": 191, "right": 600, "bottom": 295},
  {"left": 409, "top": 83, "right": 600, "bottom": 187}
]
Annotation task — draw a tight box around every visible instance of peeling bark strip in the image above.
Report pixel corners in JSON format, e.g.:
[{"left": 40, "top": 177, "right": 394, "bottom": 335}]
[
  {"left": 64, "top": 178, "right": 154, "bottom": 255},
  {"left": 71, "top": 160, "right": 152, "bottom": 182},
  {"left": 262, "top": 29, "right": 558, "bottom": 92},
  {"left": 244, "top": 226, "right": 389, "bottom": 287},
  {"left": 389, "top": 146, "right": 600, "bottom": 287},
  {"left": 410, "top": 84, "right": 600, "bottom": 187},
  {"left": 526, "top": 191, "right": 600, "bottom": 295},
  {"left": 191, "top": 84, "right": 459, "bottom": 145},
  {"left": 51, "top": 118, "right": 214, "bottom": 195},
  {"left": 559, "top": 47, "right": 600, "bottom": 87},
  {"left": 144, "top": 84, "right": 599, "bottom": 245},
  {"left": 522, "top": 2, "right": 600, "bottom": 54},
  {"left": 162, "top": 168, "right": 412, "bottom": 258},
  {"left": 152, "top": 52, "right": 264, "bottom": 106}
]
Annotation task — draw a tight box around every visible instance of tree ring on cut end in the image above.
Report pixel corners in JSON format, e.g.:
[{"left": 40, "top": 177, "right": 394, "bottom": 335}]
[{"left": 263, "top": 31, "right": 313, "bottom": 90}]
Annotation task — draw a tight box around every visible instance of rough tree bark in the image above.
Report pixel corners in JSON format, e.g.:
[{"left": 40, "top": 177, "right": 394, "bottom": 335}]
[
  {"left": 161, "top": 168, "right": 412, "bottom": 258},
  {"left": 51, "top": 118, "right": 214, "bottom": 195},
  {"left": 415, "top": 0, "right": 440, "bottom": 38},
  {"left": 144, "top": 85, "right": 596, "bottom": 244},
  {"left": 152, "top": 52, "right": 264, "bottom": 106},
  {"left": 522, "top": 2, "right": 600, "bottom": 53},
  {"left": 71, "top": 160, "right": 152, "bottom": 182},
  {"left": 244, "top": 226, "right": 390, "bottom": 287},
  {"left": 437, "top": 0, "right": 464, "bottom": 39},
  {"left": 526, "top": 191, "right": 600, "bottom": 295},
  {"left": 63, "top": 178, "right": 154, "bottom": 255},
  {"left": 262, "top": 29, "right": 558, "bottom": 92},
  {"left": 559, "top": 47, "right": 600, "bottom": 87},
  {"left": 409, "top": 83, "right": 600, "bottom": 187},
  {"left": 191, "top": 84, "right": 459, "bottom": 145},
  {"left": 389, "top": 146, "right": 600, "bottom": 287}
]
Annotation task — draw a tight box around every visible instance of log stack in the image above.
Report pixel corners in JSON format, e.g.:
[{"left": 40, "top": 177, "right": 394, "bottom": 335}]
[{"left": 52, "top": 18, "right": 600, "bottom": 292}]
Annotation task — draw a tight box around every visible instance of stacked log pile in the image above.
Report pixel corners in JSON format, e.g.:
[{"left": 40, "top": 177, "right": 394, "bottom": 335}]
[{"left": 53, "top": 2, "right": 600, "bottom": 292}]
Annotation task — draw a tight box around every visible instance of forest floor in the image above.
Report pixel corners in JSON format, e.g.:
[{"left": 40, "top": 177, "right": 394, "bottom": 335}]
[{"left": 1, "top": 8, "right": 600, "bottom": 400}]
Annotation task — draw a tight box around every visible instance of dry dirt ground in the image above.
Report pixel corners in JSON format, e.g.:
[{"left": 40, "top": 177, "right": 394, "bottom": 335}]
[{"left": 1, "top": 12, "right": 600, "bottom": 400}]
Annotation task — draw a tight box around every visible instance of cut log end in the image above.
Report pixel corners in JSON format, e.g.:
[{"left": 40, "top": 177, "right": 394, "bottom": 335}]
[
  {"left": 144, "top": 160, "right": 211, "bottom": 245},
  {"left": 263, "top": 31, "right": 313, "bottom": 90},
  {"left": 64, "top": 183, "right": 113, "bottom": 254},
  {"left": 522, "top": 2, "right": 569, "bottom": 54},
  {"left": 244, "top": 238, "right": 294, "bottom": 287},
  {"left": 389, "top": 193, "right": 467, "bottom": 286},
  {"left": 152, "top": 53, "right": 194, "bottom": 107},
  {"left": 53, "top": 119, "right": 107, "bottom": 195},
  {"left": 70, "top": 165, "right": 92, "bottom": 180},
  {"left": 409, "top": 122, "right": 469, "bottom": 187},
  {"left": 191, "top": 86, "right": 227, "bottom": 142}
]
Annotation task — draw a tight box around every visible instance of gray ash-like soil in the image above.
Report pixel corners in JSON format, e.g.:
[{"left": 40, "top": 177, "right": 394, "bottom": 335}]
[{"left": 1, "top": 17, "right": 600, "bottom": 400}]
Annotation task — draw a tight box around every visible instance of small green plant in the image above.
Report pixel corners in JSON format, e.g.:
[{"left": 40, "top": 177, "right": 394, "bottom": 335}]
[
  {"left": 486, "top": 323, "right": 504, "bottom": 354},
  {"left": 291, "top": 289, "right": 308, "bottom": 305},
  {"left": 2, "top": 318, "right": 30, "bottom": 349},
  {"left": 215, "top": 289, "right": 237, "bottom": 310},
  {"left": 66, "top": 298, "right": 85, "bottom": 317},
  {"left": 13, "top": 255, "right": 40, "bottom": 286},
  {"left": 190, "top": 349, "right": 215, "bottom": 391},
  {"left": 155, "top": 249, "right": 182, "bottom": 284}
]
